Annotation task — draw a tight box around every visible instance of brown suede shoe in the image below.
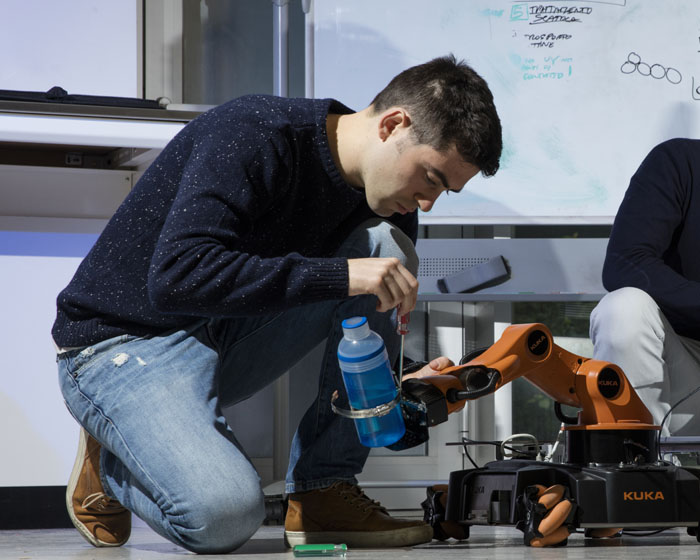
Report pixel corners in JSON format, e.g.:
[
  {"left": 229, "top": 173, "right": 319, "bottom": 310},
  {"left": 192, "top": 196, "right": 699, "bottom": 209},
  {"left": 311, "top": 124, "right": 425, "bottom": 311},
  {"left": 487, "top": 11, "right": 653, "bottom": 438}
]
[
  {"left": 66, "top": 429, "right": 131, "bottom": 547},
  {"left": 284, "top": 481, "right": 433, "bottom": 548}
]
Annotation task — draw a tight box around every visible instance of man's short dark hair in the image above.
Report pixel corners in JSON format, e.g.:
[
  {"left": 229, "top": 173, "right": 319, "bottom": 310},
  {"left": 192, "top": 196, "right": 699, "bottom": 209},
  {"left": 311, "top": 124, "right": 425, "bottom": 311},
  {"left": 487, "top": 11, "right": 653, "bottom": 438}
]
[{"left": 370, "top": 54, "right": 502, "bottom": 177}]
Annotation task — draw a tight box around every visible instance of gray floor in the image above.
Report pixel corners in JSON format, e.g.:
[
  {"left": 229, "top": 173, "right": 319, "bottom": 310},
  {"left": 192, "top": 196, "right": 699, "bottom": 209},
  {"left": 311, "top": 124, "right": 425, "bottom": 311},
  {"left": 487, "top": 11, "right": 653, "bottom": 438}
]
[{"left": 2, "top": 525, "right": 700, "bottom": 559}]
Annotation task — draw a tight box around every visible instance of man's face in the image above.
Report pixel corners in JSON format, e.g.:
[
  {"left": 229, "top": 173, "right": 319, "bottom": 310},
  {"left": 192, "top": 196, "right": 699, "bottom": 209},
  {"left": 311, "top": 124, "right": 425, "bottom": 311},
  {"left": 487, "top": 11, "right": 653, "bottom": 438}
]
[{"left": 362, "top": 129, "right": 480, "bottom": 218}]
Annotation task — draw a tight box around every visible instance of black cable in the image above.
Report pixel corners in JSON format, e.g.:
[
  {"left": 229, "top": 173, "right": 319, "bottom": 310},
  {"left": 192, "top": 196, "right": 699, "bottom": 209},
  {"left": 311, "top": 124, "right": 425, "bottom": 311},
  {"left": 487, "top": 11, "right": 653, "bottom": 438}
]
[
  {"left": 577, "top": 528, "right": 669, "bottom": 537},
  {"left": 657, "top": 384, "right": 700, "bottom": 461},
  {"left": 444, "top": 439, "right": 485, "bottom": 468},
  {"left": 621, "top": 528, "right": 669, "bottom": 537},
  {"left": 554, "top": 402, "right": 578, "bottom": 425},
  {"left": 446, "top": 437, "right": 541, "bottom": 467},
  {"left": 445, "top": 438, "right": 482, "bottom": 468},
  {"left": 448, "top": 437, "right": 544, "bottom": 455},
  {"left": 463, "top": 443, "right": 479, "bottom": 469}
]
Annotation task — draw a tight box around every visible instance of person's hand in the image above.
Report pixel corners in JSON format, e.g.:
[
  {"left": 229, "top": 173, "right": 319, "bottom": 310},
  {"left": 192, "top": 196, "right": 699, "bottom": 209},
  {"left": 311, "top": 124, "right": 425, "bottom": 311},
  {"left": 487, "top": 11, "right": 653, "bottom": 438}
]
[
  {"left": 347, "top": 258, "right": 418, "bottom": 313},
  {"left": 403, "top": 356, "right": 454, "bottom": 380}
]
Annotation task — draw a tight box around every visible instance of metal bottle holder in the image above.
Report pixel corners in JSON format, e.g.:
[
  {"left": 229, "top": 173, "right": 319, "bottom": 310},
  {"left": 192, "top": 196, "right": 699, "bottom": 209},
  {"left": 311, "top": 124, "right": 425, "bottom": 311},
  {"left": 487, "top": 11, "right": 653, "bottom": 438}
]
[
  {"left": 331, "top": 362, "right": 431, "bottom": 451},
  {"left": 330, "top": 387, "right": 402, "bottom": 419}
]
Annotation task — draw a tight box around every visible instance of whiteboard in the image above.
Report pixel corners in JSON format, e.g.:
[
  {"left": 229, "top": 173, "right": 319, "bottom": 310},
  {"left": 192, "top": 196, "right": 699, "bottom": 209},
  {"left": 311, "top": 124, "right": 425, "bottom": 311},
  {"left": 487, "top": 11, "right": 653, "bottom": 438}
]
[
  {"left": 0, "top": 0, "right": 139, "bottom": 97},
  {"left": 313, "top": 0, "right": 700, "bottom": 224}
]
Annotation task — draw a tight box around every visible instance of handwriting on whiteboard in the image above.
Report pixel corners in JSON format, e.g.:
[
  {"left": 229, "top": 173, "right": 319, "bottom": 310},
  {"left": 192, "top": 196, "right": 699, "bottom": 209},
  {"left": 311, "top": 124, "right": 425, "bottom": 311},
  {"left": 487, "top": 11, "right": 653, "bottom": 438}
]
[{"left": 510, "top": 4, "right": 594, "bottom": 25}]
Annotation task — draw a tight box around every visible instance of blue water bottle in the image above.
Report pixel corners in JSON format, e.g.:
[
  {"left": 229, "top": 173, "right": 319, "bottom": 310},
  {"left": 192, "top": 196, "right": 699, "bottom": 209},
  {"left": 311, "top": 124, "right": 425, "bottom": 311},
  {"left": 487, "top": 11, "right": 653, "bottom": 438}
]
[{"left": 337, "top": 316, "right": 406, "bottom": 447}]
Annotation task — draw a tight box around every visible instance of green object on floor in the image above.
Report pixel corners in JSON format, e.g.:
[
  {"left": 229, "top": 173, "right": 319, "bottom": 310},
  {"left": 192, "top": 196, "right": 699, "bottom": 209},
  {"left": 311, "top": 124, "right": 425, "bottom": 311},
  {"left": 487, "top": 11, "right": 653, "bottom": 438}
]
[{"left": 293, "top": 543, "right": 348, "bottom": 557}]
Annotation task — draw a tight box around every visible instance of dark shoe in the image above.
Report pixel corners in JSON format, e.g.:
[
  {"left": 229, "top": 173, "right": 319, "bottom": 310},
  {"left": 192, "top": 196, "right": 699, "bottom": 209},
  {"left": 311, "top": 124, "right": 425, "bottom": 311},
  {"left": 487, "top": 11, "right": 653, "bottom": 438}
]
[
  {"left": 284, "top": 481, "right": 433, "bottom": 548},
  {"left": 66, "top": 429, "right": 131, "bottom": 547}
]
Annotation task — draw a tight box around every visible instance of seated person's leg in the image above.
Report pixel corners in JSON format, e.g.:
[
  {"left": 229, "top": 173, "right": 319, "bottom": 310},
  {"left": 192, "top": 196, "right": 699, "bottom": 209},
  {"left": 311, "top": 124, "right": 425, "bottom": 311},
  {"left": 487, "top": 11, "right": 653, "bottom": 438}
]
[{"left": 590, "top": 287, "right": 700, "bottom": 435}]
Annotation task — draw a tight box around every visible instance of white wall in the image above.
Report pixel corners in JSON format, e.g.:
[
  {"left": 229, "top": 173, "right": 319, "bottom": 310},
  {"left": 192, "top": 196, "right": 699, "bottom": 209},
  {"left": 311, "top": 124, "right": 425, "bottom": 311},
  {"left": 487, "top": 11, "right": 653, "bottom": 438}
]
[
  {"left": 0, "top": 0, "right": 142, "bottom": 485},
  {"left": 0, "top": 239, "right": 95, "bottom": 485}
]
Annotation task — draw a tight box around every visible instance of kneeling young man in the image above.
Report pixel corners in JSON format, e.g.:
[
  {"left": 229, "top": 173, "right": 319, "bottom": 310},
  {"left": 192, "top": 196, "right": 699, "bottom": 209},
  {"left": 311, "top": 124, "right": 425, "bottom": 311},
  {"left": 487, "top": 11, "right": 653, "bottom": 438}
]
[{"left": 53, "top": 55, "right": 502, "bottom": 553}]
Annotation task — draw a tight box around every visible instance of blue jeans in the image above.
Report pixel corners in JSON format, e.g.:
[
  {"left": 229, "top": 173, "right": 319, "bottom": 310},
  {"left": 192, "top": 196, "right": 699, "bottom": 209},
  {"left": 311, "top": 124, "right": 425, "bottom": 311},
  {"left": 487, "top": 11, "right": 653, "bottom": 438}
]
[{"left": 58, "top": 219, "right": 417, "bottom": 553}]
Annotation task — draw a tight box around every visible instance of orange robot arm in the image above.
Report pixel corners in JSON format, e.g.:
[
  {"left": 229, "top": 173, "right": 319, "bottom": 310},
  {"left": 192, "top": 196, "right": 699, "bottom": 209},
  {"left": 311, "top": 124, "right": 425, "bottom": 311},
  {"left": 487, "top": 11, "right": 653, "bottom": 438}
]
[{"left": 405, "top": 323, "right": 656, "bottom": 431}]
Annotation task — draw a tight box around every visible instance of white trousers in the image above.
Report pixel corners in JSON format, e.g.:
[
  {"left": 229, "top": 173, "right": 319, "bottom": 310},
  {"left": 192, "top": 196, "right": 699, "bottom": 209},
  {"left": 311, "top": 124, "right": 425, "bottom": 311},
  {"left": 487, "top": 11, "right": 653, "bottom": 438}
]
[{"left": 590, "top": 287, "right": 700, "bottom": 436}]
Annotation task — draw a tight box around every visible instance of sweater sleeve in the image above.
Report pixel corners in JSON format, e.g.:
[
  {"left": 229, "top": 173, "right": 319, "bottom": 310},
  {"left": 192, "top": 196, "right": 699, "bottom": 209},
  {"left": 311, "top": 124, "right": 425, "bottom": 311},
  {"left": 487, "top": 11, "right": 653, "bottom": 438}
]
[
  {"left": 146, "top": 122, "right": 348, "bottom": 317},
  {"left": 602, "top": 139, "right": 700, "bottom": 336}
]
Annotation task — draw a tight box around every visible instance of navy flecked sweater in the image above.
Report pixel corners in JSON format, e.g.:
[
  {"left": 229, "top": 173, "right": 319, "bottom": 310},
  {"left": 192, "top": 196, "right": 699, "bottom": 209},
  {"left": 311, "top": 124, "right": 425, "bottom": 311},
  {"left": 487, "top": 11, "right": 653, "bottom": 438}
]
[
  {"left": 603, "top": 138, "right": 700, "bottom": 340},
  {"left": 52, "top": 95, "right": 417, "bottom": 347}
]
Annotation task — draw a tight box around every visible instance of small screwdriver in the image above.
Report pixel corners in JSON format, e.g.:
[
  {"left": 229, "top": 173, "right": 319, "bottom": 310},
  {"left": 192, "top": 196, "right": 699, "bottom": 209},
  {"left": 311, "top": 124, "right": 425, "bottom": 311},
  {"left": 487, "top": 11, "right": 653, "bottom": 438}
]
[{"left": 397, "top": 312, "right": 410, "bottom": 382}]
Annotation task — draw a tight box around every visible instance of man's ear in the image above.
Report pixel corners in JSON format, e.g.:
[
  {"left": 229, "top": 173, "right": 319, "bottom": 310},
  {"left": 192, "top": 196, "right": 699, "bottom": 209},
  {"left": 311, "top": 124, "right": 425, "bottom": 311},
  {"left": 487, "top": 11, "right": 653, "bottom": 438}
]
[{"left": 377, "top": 108, "right": 412, "bottom": 142}]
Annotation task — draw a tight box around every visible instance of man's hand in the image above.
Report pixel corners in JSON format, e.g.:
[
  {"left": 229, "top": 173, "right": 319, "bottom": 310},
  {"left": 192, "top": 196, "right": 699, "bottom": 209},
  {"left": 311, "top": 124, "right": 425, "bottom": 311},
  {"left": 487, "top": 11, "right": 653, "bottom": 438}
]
[
  {"left": 403, "top": 356, "right": 454, "bottom": 380},
  {"left": 348, "top": 258, "right": 419, "bottom": 313}
]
